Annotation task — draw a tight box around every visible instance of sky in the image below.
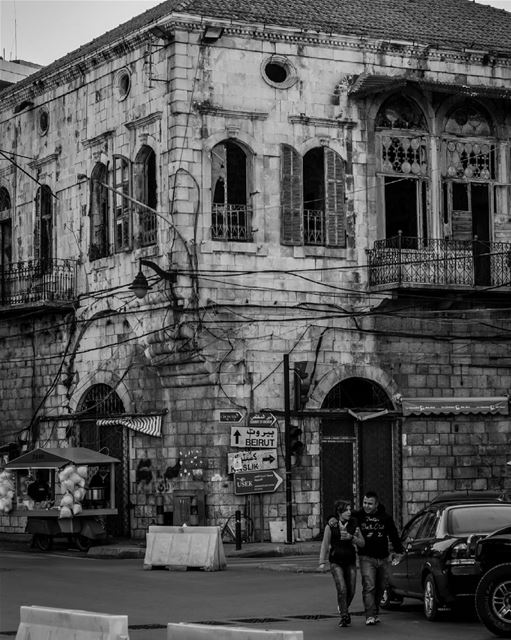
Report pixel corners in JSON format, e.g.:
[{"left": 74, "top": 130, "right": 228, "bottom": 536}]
[{"left": 1, "top": 0, "right": 511, "bottom": 67}]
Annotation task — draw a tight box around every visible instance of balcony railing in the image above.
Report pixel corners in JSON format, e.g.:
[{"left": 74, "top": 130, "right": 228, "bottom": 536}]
[
  {"left": 211, "top": 204, "right": 252, "bottom": 242},
  {"left": 304, "top": 209, "right": 325, "bottom": 245},
  {"left": 367, "top": 236, "right": 511, "bottom": 290},
  {"left": 0, "top": 259, "right": 77, "bottom": 306}
]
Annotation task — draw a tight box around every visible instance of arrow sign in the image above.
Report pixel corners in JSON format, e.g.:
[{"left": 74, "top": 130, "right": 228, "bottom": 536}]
[
  {"left": 218, "top": 410, "right": 244, "bottom": 423},
  {"left": 248, "top": 412, "right": 276, "bottom": 427},
  {"left": 227, "top": 449, "right": 278, "bottom": 474},
  {"left": 230, "top": 426, "right": 278, "bottom": 449},
  {"left": 234, "top": 470, "right": 284, "bottom": 495}
]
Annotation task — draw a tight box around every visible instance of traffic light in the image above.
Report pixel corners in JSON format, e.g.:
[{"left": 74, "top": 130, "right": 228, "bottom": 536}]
[
  {"left": 289, "top": 425, "right": 304, "bottom": 465},
  {"left": 294, "top": 361, "right": 314, "bottom": 409}
]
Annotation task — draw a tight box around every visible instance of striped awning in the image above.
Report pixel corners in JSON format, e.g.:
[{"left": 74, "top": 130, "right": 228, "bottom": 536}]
[
  {"left": 402, "top": 397, "right": 508, "bottom": 416},
  {"left": 96, "top": 415, "right": 163, "bottom": 437}
]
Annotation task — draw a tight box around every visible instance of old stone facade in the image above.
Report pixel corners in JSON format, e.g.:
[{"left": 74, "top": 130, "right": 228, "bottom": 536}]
[{"left": 1, "top": 0, "right": 511, "bottom": 540}]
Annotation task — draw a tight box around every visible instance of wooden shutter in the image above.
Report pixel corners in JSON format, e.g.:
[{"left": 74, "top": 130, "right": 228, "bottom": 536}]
[
  {"left": 280, "top": 144, "right": 303, "bottom": 245},
  {"left": 34, "top": 188, "right": 41, "bottom": 262},
  {"left": 324, "top": 147, "right": 346, "bottom": 248},
  {"left": 113, "top": 155, "right": 132, "bottom": 251}
]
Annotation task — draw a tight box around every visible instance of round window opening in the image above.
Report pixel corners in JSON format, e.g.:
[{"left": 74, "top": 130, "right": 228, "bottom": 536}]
[
  {"left": 261, "top": 56, "right": 297, "bottom": 89},
  {"left": 38, "top": 109, "right": 49, "bottom": 135},
  {"left": 115, "top": 68, "right": 131, "bottom": 101},
  {"left": 265, "top": 62, "right": 288, "bottom": 84}
]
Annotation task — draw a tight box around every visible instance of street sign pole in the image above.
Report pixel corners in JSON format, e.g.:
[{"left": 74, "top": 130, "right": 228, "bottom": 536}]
[{"left": 283, "top": 353, "right": 293, "bottom": 545}]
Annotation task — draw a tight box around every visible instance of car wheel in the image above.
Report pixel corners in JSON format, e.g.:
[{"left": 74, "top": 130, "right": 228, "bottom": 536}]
[
  {"left": 423, "top": 574, "right": 440, "bottom": 621},
  {"left": 381, "top": 587, "right": 403, "bottom": 609},
  {"left": 33, "top": 534, "right": 53, "bottom": 552},
  {"left": 475, "top": 563, "right": 511, "bottom": 637}
]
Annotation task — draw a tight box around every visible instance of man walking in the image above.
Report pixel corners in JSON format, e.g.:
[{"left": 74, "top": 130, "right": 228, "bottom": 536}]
[{"left": 354, "top": 491, "right": 403, "bottom": 626}]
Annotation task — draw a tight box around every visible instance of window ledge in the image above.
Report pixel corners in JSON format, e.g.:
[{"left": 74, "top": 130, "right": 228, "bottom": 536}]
[
  {"left": 296, "top": 246, "right": 350, "bottom": 259},
  {"left": 201, "top": 241, "right": 268, "bottom": 256}
]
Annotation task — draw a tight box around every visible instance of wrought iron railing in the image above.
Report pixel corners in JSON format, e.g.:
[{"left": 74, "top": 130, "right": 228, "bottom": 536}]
[
  {"left": 0, "top": 259, "right": 77, "bottom": 306},
  {"left": 304, "top": 209, "right": 325, "bottom": 245},
  {"left": 211, "top": 204, "right": 252, "bottom": 242},
  {"left": 367, "top": 236, "right": 511, "bottom": 290}
]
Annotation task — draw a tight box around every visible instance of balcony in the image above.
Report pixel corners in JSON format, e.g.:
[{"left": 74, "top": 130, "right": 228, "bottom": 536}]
[
  {"left": 367, "top": 236, "right": 511, "bottom": 293},
  {"left": 211, "top": 204, "right": 253, "bottom": 242},
  {"left": 304, "top": 209, "right": 325, "bottom": 245},
  {"left": 0, "top": 259, "right": 77, "bottom": 310}
]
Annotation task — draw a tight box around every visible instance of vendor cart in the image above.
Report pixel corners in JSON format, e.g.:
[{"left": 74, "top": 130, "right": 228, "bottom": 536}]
[{"left": 4, "top": 447, "right": 119, "bottom": 552}]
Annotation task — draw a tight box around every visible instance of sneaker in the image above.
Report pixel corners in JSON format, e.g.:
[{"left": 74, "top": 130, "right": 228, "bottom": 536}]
[
  {"left": 338, "top": 616, "right": 350, "bottom": 627},
  {"left": 374, "top": 616, "right": 380, "bottom": 624},
  {"left": 366, "top": 617, "right": 376, "bottom": 625},
  {"left": 346, "top": 613, "right": 351, "bottom": 625}
]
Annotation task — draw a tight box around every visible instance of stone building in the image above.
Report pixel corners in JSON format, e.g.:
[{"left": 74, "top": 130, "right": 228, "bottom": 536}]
[{"left": 1, "top": 0, "right": 511, "bottom": 540}]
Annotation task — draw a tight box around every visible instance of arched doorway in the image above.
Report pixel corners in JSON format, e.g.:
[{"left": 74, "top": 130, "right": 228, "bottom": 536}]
[
  {"left": 320, "top": 377, "right": 398, "bottom": 525},
  {"left": 77, "top": 384, "right": 130, "bottom": 537}
]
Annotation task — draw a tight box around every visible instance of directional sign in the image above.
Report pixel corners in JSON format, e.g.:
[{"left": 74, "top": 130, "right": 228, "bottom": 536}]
[
  {"left": 248, "top": 412, "right": 276, "bottom": 427},
  {"left": 227, "top": 449, "right": 278, "bottom": 474},
  {"left": 217, "top": 410, "right": 244, "bottom": 423},
  {"left": 230, "top": 426, "right": 278, "bottom": 449},
  {"left": 234, "top": 470, "right": 284, "bottom": 495}
]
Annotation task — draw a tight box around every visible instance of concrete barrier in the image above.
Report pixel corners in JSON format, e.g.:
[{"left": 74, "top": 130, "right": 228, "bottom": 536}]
[
  {"left": 15, "top": 606, "right": 128, "bottom": 640},
  {"left": 144, "top": 525, "right": 226, "bottom": 571},
  {"left": 167, "top": 623, "right": 303, "bottom": 639}
]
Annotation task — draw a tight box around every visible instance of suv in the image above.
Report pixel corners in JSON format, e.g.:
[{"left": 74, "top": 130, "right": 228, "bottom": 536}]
[
  {"left": 383, "top": 491, "right": 511, "bottom": 621},
  {"left": 474, "top": 526, "right": 511, "bottom": 636}
]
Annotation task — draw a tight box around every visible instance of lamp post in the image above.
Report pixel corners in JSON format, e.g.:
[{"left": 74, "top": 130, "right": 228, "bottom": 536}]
[{"left": 283, "top": 353, "right": 293, "bottom": 545}]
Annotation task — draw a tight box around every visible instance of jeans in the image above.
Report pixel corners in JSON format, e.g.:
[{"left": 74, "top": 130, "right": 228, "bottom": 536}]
[
  {"left": 330, "top": 562, "right": 357, "bottom": 617},
  {"left": 359, "top": 556, "right": 389, "bottom": 618}
]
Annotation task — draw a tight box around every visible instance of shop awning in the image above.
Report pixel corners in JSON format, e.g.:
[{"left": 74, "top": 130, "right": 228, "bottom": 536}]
[
  {"left": 348, "top": 73, "right": 511, "bottom": 101},
  {"left": 97, "top": 414, "right": 163, "bottom": 437},
  {"left": 4, "top": 447, "right": 120, "bottom": 469},
  {"left": 402, "top": 397, "right": 509, "bottom": 416}
]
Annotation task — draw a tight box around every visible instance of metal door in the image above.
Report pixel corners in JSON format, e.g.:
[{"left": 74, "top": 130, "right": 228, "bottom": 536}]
[{"left": 320, "top": 419, "right": 356, "bottom": 523}]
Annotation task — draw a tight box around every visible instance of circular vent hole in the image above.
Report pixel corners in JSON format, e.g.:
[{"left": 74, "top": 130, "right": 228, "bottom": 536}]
[{"left": 265, "top": 62, "right": 288, "bottom": 84}]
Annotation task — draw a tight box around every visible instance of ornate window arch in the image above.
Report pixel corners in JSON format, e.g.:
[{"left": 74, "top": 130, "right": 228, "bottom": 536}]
[{"left": 211, "top": 139, "right": 252, "bottom": 241}]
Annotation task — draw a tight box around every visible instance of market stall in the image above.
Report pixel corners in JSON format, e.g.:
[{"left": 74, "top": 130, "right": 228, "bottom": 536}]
[{"left": 2, "top": 447, "right": 119, "bottom": 551}]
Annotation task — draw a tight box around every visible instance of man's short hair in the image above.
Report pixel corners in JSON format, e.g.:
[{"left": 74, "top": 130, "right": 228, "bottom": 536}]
[{"left": 364, "top": 491, "right": 379, "bottom": 502}]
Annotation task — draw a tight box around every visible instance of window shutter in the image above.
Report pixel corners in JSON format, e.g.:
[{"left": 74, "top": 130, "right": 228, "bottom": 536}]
[
  {"left": 280, "top": 144, "right": 303, "bottom": 245},
  {"left": 324, "top": 147, "right": 346, "bottom": 248},
  {"left": 34, "top": 188, "right": 41, "bottom": 262},
  {"left": 113, "top": 155, "right": 132, "bottom": 251}
]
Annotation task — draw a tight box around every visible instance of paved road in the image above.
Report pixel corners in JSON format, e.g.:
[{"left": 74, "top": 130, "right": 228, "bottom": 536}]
[{"left": 0, "top": 549, "right": 497, "bottom": 640}]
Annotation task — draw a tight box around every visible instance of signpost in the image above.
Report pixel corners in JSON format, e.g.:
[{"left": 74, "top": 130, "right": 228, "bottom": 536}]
[
  {"left": 217, "top": 410, "right": 244, "bottom": 423},
  {"left": 230, "top": 426, "right": 278, "bottom": 449},
  {"left": 248, "top": 412, "right": 276, "bottom": 427},
  {"left": 233, "top": 470, "right": 283, "bottom": 495},
  {"left": 227, "top": 450, "right": 277, "bottom": 474}
]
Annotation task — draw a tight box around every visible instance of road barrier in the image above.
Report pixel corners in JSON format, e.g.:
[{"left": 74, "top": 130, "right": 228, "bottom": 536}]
[
  {"left": 167, "top": 623, "right": 303, "bottom": 639},
  {"left": 144, "top": 525, "right": 226, "bottom": 571},
  {"left": 15, "top": 606, "right": 128, "bottom": 640}
]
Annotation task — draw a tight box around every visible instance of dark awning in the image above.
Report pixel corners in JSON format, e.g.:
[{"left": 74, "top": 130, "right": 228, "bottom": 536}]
[
  {"left": 4, "top": 447, "right": 119, "bottom": 469},
  {"left": 402, "top": 397, "right": 509, "bottom": 416},
  {"left": 349, "top": 73, "right": 511, "bottom": 101}
]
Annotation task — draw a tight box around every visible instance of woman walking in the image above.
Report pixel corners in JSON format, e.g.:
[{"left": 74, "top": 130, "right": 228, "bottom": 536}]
[{"left": 319, "top": 499, "right": 365, "bottom": 627}]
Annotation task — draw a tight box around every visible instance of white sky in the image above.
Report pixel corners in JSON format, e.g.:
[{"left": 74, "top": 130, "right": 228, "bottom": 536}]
[{"left": 1, "top": 0, "right": 511, "bottom": 67}]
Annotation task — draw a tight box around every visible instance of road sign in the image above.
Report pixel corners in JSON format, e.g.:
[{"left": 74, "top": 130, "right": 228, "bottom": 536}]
[
  {"left": 233, "top": 470, "right": 283, "bottom": 495},
  {"left": 230, "top": 426, "right": 278, "bottom": 449},
  {"left": 248, "top": 412, "right": 276, "bottom": 427},
  {"left": 227, "top": 449, "right": 278, "bottom": 474},
  {"left": 217, "top": 410, "right": 244, "bottom": 423}
]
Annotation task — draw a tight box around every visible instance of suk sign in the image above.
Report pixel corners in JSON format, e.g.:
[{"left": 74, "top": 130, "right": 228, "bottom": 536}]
[
  {"left": 234, "top": 470, "right": 284, "bottom": 495},
  {"left": 230, "top": 426, "right": 278, "bottom": 449},
  {"left": 227, "top": 450, "right": 277, "bottom": 474}
]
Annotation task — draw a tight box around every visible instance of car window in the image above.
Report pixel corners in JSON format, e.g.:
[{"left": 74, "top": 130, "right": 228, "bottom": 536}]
[
  {"left": 417, "top": 511, "right": 438, "bottom": 539},
  {"left": 448, "top": 504, "right": 511, "bottom": 535},
  {"left": 402, "top": 514, "right": 426, "bottom": 543}
]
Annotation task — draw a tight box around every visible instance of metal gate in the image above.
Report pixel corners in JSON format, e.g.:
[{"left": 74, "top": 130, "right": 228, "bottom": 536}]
[{"left": 77, "top": 384, "right": 130, "bottom": 537}]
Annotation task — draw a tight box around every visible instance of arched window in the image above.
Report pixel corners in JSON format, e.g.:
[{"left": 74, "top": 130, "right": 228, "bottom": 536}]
[
  {"left": 211, "top": 140, "right": 252, "bottom": 241},
  {"left": 113, "top": 155, "right": 131, "bottom": 252},
  {"left": 134, "top": 145, "right": 157, "bottom": 246},
  {"left": 375, "top": 96, "right": 429, "bottom": 244},
  {"left": 281, "top": 145, "right": 346, "bottom": 247},
  {"left": 35, "top": 184, "right": 53, "bottom": 270},
  {"left": 0, "top": 187, "right": 12, "bottom": 272},
  {"left": 89, "top": 162, "right": 110, "bottom": 261}
]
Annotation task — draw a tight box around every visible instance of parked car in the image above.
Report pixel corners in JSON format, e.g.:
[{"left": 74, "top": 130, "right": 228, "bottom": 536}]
[
  {"left": 474, "top": 525, "right": 511, "bottom": 637},
  {"left": 382, "top": 491, "right": 511, "bottom": 621}
]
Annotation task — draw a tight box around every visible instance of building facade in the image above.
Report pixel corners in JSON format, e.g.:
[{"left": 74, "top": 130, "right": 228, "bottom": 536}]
[{"left": 1, "top": 0, "right": 511, "bottom": 540}]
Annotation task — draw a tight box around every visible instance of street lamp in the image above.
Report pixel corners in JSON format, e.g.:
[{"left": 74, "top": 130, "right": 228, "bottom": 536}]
[{"left": 129, "top": 259, "right": 177, "bottom": 300}]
